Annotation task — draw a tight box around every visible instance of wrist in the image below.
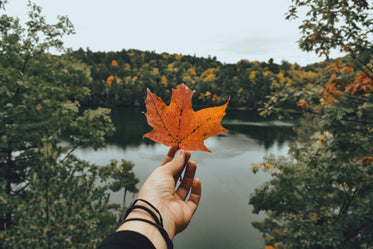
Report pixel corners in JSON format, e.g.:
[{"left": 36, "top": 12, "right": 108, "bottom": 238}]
[
  {"left": 158, "top": 205, "right": 176, "bottom": 239},
  {"left": 117, "top": 209, "right": 167, "bottom": 249},
  {"left": 117, "top": 200, "right": 174, "bottom": 249}
]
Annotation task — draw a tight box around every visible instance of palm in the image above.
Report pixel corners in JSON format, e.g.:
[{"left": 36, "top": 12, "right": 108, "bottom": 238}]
[{"left": 138, "top": 146, "right": 201, "bottom": 237}]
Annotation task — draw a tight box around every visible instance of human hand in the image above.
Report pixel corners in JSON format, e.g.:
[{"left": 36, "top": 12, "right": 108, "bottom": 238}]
[{"left": 117, "top": 146, "right": 201, "bottom": 248}]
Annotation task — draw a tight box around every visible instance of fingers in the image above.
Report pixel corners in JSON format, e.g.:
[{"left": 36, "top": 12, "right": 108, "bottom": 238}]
[
  {"left": 186, "top": 178, "right": 201, "bottom": 214},
  {"left": 163, "top": 149, "right": 188, "bottom": 177},
  {"left": 160, "top": 146, "right": 179, "bottom": 166},
  {"left": 176, "top": 161, "right": 197, "bottom": 200},
  {"left": 161, "top": 146, "right": 191, "bottom": 167}
]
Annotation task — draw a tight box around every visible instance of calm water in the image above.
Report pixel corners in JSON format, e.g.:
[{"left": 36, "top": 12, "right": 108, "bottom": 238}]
[{"left": 73, "top": 107, "right": 294, "bottom": 249}]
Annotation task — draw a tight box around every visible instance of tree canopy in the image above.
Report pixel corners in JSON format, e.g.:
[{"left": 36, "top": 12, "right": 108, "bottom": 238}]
[
  {"left": 0, "top": 2, "right": 138, "bottom": 248},
  {"left": 250, "top": 0, "right": 373, "bottom": 248}
]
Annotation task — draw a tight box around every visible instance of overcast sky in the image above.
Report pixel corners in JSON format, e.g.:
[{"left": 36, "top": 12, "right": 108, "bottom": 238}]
[{"left": 6, "top": 0, "right": 343, "bottom": 66}]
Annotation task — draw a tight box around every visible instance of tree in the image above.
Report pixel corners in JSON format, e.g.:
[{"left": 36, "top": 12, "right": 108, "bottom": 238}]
[
  {"left": 0, "top": 2, "right": 138, "bottom": 248},
  {"left": 100, "top": 159, "right": 139, "bottom": 213},
  {"left": 287, "top": 0, "right": 373, "bottom": 69},
  {"left": 250, "top": 0, "right": 373, "bottom": 248}
]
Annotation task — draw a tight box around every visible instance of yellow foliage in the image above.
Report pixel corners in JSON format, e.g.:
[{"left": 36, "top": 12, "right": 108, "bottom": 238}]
[
  {"left": 162, "top": 53, "right": 170, "bottom": 59},
  {"left": 204, "top": 73, "right": 216, "bottom": 82},
  {"left": 202, "top": 68, "right": 216, "bottom": 82},
  {"left": 308, "top": 212, "right": 318, "bottom": 222},
  {"left": 167, "top": 63, "right": 178, "bottom": 72},
  {"left": 201, "top": 68, "right": 215, "bottom": 77},
  {"left": 187, "top": 68, "right": 196, "bottom": 76},
  {"left": 198, "top": 91, "right": 212, "bottom": 100},
  {"left": 161, "top": 75, "right": 168, "bottom": 87},
  {"left": 276, "top": 72, "right": 286, "bottom": 84},
  {"left": 249, "top": 71, "right": 256, "bottom": 81},
  {"left": 116, "top": 77, "right": 122, "bottom": 85},
  {"left": 124, "top": 63, "right": 131, "bottom": 70},
  {"left": 237, "top": 88, "right": 243, "bottom": 96},
  {"left": 263, "top": 71, "right": 272, "bottom": 77},
  {"left": 128, "top": 52, "right": 135, "bottom": 57},
  {"left": 152, "top": 67, "right": 159, "bottom": 75},
  {"left": 175, "top": 54, "right": 183, "bottom": 60},
  {"left": 182, "top": 75, "right": 195, "bottom": 84}
]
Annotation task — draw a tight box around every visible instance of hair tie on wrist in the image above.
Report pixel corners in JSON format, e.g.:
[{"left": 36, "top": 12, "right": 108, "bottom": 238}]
[{"left": 121, "top": 199, "right": 173, "bottom": 249}]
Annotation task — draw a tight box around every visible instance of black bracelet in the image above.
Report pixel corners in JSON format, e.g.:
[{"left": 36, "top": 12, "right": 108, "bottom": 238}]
[
  {"left": 121, "top": 199, "right": 173, "bottom": 249},
  {"left": 133, "top": 199, "right": 164, "bottom": 226}
]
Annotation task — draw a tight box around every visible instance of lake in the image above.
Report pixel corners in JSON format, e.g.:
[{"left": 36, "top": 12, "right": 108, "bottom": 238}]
[{"left": 73, "top": 107, "right": 294, "bottom": 249}]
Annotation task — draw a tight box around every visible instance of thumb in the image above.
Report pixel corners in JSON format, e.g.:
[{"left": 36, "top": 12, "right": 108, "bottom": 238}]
[{"left": 164, "top": 149, "right": 186, "bottom": 176}]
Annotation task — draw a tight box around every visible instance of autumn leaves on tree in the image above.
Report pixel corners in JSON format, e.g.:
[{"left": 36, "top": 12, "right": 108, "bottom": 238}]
[{"left": 250, "top": 0, "right": 373, "bottom": 248}]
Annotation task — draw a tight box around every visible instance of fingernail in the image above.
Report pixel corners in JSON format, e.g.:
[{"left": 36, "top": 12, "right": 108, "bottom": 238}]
[{"left": 175, "top": 149, "right": 184, "bottom": 158}]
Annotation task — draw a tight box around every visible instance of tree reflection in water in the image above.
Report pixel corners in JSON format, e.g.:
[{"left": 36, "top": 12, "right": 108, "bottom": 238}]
[{"left": 108, "top": 108, "right": 295, "bottom": 150}]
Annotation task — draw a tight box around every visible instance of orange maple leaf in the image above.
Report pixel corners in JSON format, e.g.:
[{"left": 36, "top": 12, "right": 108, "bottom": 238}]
[{"left": 143, "top": 83, "right": 228, "bottom": 152}]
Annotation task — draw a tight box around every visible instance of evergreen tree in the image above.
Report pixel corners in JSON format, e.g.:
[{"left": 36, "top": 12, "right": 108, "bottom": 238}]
[{"left": 0, "top": 2, "right": 138, "bottom": 248}]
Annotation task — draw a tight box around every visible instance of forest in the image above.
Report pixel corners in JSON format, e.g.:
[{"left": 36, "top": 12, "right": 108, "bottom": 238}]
[
  {"left": 69, "top": 48, "right": 332, "bottom": 110},
  {"left": 1, "top": 0, "right": 372, "bottom": 249}
]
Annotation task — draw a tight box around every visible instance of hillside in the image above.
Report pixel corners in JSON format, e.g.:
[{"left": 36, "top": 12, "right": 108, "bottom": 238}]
[{"left": 71, "top": 48, "right": 333, "bottom": 109}]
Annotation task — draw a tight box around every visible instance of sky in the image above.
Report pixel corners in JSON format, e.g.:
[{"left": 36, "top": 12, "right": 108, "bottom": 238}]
[{"left": 5, "top": 0, "right": 343, "bottom": 66}]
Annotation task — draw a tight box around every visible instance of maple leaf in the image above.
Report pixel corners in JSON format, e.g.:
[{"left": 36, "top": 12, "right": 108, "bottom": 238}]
[{"left": 143, "top": 84, "right": 228, "bottom": 152}]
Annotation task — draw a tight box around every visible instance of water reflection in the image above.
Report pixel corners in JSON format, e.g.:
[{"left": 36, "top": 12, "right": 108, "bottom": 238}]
[
  {"left": 108, "top": 108, "right": 295, "bottom": 150},
  {"left": 108, "top": 108, "right": 153, "bottom": 148}
]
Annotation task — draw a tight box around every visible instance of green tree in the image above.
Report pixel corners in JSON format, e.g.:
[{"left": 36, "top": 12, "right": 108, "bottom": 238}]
[
  {"left": 250, "top": 0, "right": 373, "bottom": 248},
  {"left": 0, "top": 2, "right": 138, "bottom": 248}
]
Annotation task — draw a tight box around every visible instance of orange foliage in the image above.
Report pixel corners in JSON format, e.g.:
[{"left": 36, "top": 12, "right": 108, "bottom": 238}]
[
  {"left": 111, "top": 60, "right": 118, "bottom": 66},
  {"left": 106, "top": 75, "right": 114, "bottom": 87},
  {"left": 346, "top": 71, "right": 373, "bottom": 95},
  {"left": 318, "top": 59, "right": 372, "bottom": 105},
  {"left": 143, "top": 84, "right": 228, "bottom": 152},
  {"left": 362, "top": 157, "right": 373, "bottom": 166},
  {"left": 297, "top": 98, "right": 309, "bottom": 109}
]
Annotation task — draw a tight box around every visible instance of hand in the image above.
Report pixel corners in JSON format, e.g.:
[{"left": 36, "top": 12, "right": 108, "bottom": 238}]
[
  {"left": 138, "top": 146, "right": 202, "bottom": 237},
  {"left": 117, "top": 146, "right": 201, "bottom": 248}
]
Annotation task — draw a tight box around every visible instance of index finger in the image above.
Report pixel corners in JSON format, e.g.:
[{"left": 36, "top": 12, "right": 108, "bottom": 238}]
[
  {"left": 161, "top": 146, "right": 191, "bottom": 166},
  {"left": 160, "top": 146, "right": 179, "bottom": 166}
]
